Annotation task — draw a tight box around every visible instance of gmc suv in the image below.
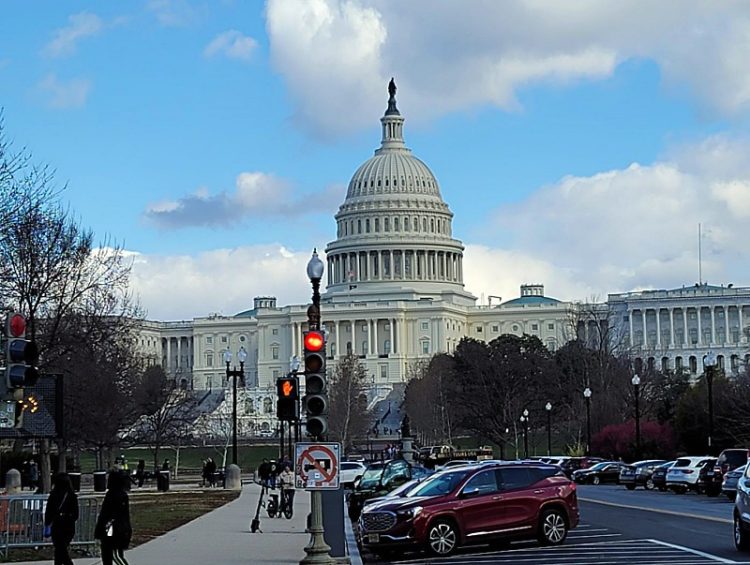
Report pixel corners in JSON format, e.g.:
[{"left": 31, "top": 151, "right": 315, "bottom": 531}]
[{"left": 358, "top": 461, "right": 579, "bottom": 558}]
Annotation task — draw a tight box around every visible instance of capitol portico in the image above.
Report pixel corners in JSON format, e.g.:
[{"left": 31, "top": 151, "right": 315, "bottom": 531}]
[{"left": 136, "top": 81, "right": 750, "bottom": 435}]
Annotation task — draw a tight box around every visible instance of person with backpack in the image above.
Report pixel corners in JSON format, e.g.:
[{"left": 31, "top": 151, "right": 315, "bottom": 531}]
[
  {"left": 95, "top": 471, "right": 132, "bottom": 565},
  {"left": 44, "top": 472, "right": 79, "bottom": 565}
]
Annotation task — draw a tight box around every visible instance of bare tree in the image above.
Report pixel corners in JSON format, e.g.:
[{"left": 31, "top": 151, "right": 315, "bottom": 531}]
[
  {"left": 404, "top": 355, "right": 454, "bottom": 446},
  {"left": 327, "top": 354, "right": 370, "bottom": 452},
  {"left": 0, "top": 120, "right": 139, "bottom": 491},
  {"left": 127, "top": 366, "right": 199, "bottom": 471}
]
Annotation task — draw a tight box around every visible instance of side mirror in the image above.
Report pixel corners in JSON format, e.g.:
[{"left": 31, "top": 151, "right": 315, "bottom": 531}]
[{"left": 459, "top": 487, "right": 481, "bottom": 499}]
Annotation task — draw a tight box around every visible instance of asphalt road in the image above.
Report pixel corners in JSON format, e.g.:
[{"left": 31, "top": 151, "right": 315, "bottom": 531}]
[{"left": 360, "top": 484, "right": 750, "bottom": 564}]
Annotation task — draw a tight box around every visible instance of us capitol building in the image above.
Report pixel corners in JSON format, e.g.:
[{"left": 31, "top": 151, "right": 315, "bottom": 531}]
[{"left": 137, "top": 81, "right": 750, "bottom": 436}]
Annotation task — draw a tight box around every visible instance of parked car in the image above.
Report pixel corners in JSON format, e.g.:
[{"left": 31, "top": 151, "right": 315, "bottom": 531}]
[
  {"left": 348, "top": 459, "right": 431, "bottom": 521},
  {"left": 696, "top": 458, "right": 720, "bottom": 495},
  {"left": 560, "top": 457, "right": 604, "bottom": 478},
  {"left": 723, "top": 464, "right": 747, "bottom": 501},
  {"left": 341, "top": 461, "right": 367, "bottom": 488},
  {"left": 619, "top": 460, "right": 667, "bottom": 490},
  {"left": 650, "top": 461, "right": 676, "bottom": 491},
  {"left": 573, "top": 462, "right": 626, "bottom": 485},
  {"left": 666, "top": 456, "right": 714, "bottom": 493},
  {"left": 734, "top": 462, "right": 750, "bottom": 550},
  {"left": 359, "top": 461, "right": 579, "bottom": 558},
  {"left": 714, "top": 449, "right": 749, "bottom": 494}
]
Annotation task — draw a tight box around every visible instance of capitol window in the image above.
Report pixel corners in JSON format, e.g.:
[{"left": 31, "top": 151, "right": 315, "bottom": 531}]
[
  {"left": 358, "top": 220, "right": 362, "bottom": 233},
  {"left": 366, "top": 219, "right": 371, "bottom": 233},
  {"left": 206, "top": 336, "right": 213, "bottom": 344},
  {"left": 384, "top": 218, "right": 390, "bottom": 231},
  {"left": 492, "top": 325, "right": 498, "bottom": 332},
  {"left": 375, "top": 218, "right": 380, "bottom": 232},
  {"left": 206, "top": 354, "right": 213, "bottom": 367},
  {"left": 272, "top": 328, "right": 278, "bottom": 335},
  {"left": 394, "top": 218, "right": 400, "bottom": 231},
  {"left": 421, "top": 340, "right": 430, "bottom": 354},
  {"left": 421, "top": 321, "right": 428, "bottom": 330},
  {"left": 272, "top": 346, "right": 279, "bottom": 360}
]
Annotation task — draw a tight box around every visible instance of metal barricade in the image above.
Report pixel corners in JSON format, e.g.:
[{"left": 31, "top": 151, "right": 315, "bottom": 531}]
[{"left": 0, "top": 494, "right": 101, "bottom": 558}]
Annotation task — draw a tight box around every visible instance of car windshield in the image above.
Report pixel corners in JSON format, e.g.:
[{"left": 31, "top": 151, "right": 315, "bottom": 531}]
[
  {"left": 408, "top": 470, "right": 468, "bottom": 497},
  {"left": 587, "top": 462, "right": 611, "bottom": 471},
  {"left": 359, "top": 466, "right": 384, "bottom": 487}
]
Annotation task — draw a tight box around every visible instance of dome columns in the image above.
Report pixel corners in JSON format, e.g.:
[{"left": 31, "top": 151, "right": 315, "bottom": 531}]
[{"left": 326, "top": 249, "right": 463, "bottom": 286}]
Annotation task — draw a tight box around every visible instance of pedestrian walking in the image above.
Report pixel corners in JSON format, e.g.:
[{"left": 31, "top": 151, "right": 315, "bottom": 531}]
[
  {"left": 44, "top": 472, "right": 79, "bottom": 565},
  {"left": 95, "top": 471, "right": 132, "bottom": 565},
  {"left": 29, "top": 460, "right": 39, "bottom": 491}
]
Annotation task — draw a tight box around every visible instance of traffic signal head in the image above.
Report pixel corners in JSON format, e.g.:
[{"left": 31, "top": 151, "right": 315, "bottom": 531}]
[
  {"left": 5, "top": 313, "right": 39, "bottom": 390},
  {"left": 303, "top": 330, "right": 328, "bottom": 438},
  {"left": 276, "top": 375, "right": 299, "bottom": 421}
]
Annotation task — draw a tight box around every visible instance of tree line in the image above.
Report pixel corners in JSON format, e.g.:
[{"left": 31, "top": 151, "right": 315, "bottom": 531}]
[{"left": 404, "top": 333, "right": 750, "bottom": 460}]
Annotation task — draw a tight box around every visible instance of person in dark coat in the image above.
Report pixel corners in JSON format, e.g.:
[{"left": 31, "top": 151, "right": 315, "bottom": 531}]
[
  {"left": 258, "top": 458, "right": 271, "bottom": 487},
  {"left": 95, "top": 471, "right": 132, "bottom": 565},
  {"left": 135, "top": 460, "right": 146, "bottom": 488},
  {"left": 44, "top": 472, "right": 79, "bottom": 565}
]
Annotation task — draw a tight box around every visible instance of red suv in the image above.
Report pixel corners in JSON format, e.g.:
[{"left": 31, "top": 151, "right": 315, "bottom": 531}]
[{"left": 358, "top": 461, "right": 579, "bottom": 558}]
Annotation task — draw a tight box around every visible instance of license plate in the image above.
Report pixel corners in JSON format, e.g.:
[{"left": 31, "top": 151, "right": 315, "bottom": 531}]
[{"left": 367, "top": 534, "right": 380, "bottom": 544}]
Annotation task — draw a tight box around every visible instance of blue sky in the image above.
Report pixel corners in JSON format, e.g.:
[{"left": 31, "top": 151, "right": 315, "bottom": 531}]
[{"left": 2, "top": 1, "right": 750, "bottom": 320}]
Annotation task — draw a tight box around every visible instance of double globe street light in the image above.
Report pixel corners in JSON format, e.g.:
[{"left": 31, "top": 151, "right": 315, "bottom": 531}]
[
  {"left": 704, "top": 351, "right": 718, "bottom": 454},
  {"left": 222, "top": 346, "right": 247, "bottom": 467},
  {"left": 520, "top": 409, "right": 530, "bottom": 459},
  {"left": 545, "top": 402, "right": 552, "bottom": 456}
]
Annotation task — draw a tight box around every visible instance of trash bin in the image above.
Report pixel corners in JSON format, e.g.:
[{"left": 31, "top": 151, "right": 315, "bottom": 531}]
[
  {"left": 93, "top": 471, "right": 107, "bottom": 492},
  {"left": 69, "top": 472, "right": 81, "bottom": 492},
  {"left": 157, "top": 470, "right": 170, "bottom": 492}
]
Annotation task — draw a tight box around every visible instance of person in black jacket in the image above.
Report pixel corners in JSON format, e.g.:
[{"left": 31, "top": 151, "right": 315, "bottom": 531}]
[
  {"left": 44, "top": 472, "right": 79, "bottom": 565},
  {"left": 95, "top": 471, "right": 132, "bottom": 565}
]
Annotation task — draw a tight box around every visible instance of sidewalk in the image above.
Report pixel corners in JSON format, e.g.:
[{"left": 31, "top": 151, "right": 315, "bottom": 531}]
[{"left": 14, "top": 483, "right": 324, "bottom": 565}]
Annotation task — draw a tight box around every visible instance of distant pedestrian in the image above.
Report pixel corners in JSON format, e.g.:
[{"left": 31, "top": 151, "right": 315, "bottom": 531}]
[
  {"left": 279, "top": 465, "right": 295, "bottom": 512},
  {"left": 29, "top": 460, "right": 39, "bottom": 491},
  {"left": 162, "top": 458, "right": 170, "bottom": 472},
  {"left": 135, "top": 460, "right": 146, "bottom": 488},
  {"left": 201, "top": 459, "right": 208, "bottom": 487},
  {"left": 258, "top": 458, "right": 271, "bottom": 487},
  {"left": 205, "top": 458, "right": 217, "bottom": 487},
  {"left": 95, "top": 471, "right": 132, "bottom": 565},
  {"left": 44, "top": 472, "right": 79, "bottom": 565}
]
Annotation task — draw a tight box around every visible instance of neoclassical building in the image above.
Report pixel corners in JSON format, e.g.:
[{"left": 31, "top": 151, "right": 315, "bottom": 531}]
[{"left": 137, "top": 82, "right": 750, "bottom": 435}]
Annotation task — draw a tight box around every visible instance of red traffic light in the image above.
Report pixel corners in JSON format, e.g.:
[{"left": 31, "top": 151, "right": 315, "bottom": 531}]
[
  {"left": 304, "top": 331, "right": 324, "bottom": 352},
  {"left": 7, "top": 314, "right": 26, "bottom": 338}
]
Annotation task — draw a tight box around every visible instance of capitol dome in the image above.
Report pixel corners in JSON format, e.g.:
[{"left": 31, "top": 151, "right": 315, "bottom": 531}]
[{"left": 324, "top": 79, "right": 474, "bottom": 305}]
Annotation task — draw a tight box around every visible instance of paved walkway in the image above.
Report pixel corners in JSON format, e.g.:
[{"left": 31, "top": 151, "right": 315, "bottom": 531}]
[{"left": 13, "top": 483, "right": 360, "bottom": 565}]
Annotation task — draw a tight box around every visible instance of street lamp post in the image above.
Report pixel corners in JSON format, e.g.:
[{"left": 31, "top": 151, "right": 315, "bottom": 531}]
[
  {"left": 704, "top": 351, "right": 717, "bottom": 454},
  {"left": 521, "top": 409, "right": 529, "bottom": 459},
  {"left": 583, "top": 387, "right": 592, "bottom": 456},
  {"left": 301, "top": 249, "right": 334, "bottom": 565},
  {"left": 545, "top": 402, "right": 552, "bottom": 456},
  {"left": 222, "top": 346, "right": 247, "bottom": 466},
  {"left": 631, "top": 374, "right": 641, "bottom": 460}
]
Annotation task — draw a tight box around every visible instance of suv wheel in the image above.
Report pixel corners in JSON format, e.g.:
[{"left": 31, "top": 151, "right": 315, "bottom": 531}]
[
  {"left": 538, "top": 508, "right": 568, "bottom": 546},
  {"left": 735, "top": 513, "right": 750, "bottom": 551},
  {"left": 645, "top": 478, "right": 655, "bottom": 490},
  {"left": 592, "top": 476, "right": 600, "bottom": 485},
  {"left": 427, "top": 519, "right": 458, "bottom": 556}
]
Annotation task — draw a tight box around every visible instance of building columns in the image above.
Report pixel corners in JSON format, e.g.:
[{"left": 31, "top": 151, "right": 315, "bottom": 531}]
[{"left": 669, "top": 308, "right": 675, "bottom": 346}]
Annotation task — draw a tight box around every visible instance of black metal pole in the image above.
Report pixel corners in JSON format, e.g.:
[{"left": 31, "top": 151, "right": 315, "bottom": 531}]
[
  {"left": 523, "top": 421, "right": 529, "bottom": 459},
  {"left": 232, "top": 367, "right": 238, "bottom": 465},
  {"left": 500, "top": 434, "right": 505, "bottom": 460},
  {"left": 587, "top": 401, "right": 592, "bottom": 456},
  {"left": 634, "top": 382, "right": 641, "bottom": 460},
  {"left": 547, "top": 411, "right": 552, "bottom": 456},
  {"left": 707, "top": 368, "right": 714, "bottom": 454}
]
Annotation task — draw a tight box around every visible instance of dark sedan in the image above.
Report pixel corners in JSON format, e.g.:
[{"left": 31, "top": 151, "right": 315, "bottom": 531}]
[
  {"left": 723, "top": 464, "right": 747, "bottom": 500},
  {"left": 573, "top": 462, "right": 625, "bottom": 485},
  {"left": 651, "top": 461, "right": 676, "bottom": 491},
  {"left": 619, "top": 459, "right": 667, "bottom": 490}
]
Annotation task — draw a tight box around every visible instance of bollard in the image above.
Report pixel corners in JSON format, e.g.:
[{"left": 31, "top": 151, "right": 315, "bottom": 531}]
[
  {"left": 5, "top": 469, "right": 21, "bottom": 494},
  {"left": 225, "top": 464, "right": 241, "bottom": 490}
]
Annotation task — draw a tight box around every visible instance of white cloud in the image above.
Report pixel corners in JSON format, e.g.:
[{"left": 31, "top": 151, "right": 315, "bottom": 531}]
[
  {"left": 143, "top": 171, "right": 343, "bottom": 229},
  {"left": 38, "top": 74, "right": 91, "bottom": 109},
  {"left": 473, "top": 135, "right": 750, "bottom": 301},
  {"left": 43, "top": 12, "right": 102, "bottom": 58},
  {"left": 265, "top": 0, "right": 750, "bottom": 137},
  {"left": 129, "top": 244, "right": 315, "bottom": 320},
  {"left": 147, "top": 0, "right": 200, "bottom": 27},
  {"left": 204, "top": 30, "right": 258, "bottom": 62}
]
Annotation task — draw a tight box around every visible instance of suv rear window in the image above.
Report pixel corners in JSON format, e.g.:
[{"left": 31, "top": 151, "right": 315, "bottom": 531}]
[{"left": 674, "top": 458, "right": 691, "bottom": 467}]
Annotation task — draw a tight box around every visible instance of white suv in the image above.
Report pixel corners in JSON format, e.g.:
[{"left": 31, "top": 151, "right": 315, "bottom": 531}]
[
  {"left": 340, "top": 461, "right": 366, "bottom": 487},
  {"left": 666, "top": 456, "right": 714, "bottom": 493}
]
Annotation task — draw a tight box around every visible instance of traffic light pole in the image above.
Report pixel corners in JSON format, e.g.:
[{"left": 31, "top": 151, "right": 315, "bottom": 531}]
[{"left": 301, "top": 249, "right": 335, "bottom": 565}]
